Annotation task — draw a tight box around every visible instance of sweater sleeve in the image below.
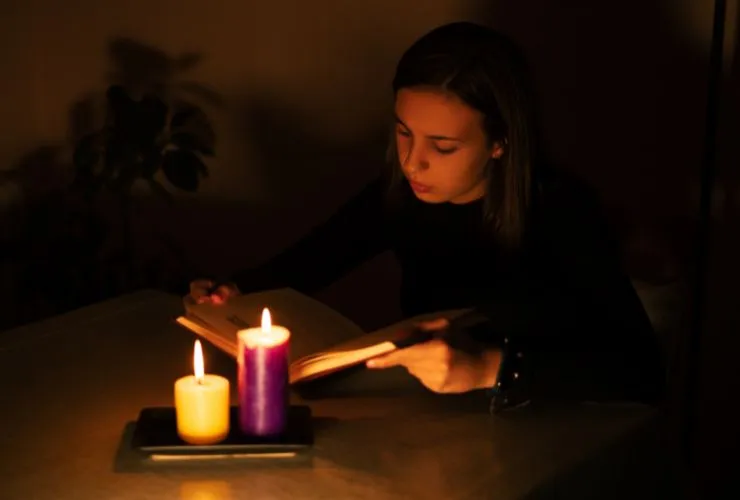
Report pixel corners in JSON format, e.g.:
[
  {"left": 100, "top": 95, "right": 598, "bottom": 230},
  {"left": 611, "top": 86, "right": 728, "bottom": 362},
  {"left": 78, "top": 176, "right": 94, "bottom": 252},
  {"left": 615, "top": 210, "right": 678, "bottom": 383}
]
[
  {"left": 229, "top": 177, "right": 390, "bottom": 295},
  {"left": 459, "top": 179, "right": 666, "bottom": 411}
]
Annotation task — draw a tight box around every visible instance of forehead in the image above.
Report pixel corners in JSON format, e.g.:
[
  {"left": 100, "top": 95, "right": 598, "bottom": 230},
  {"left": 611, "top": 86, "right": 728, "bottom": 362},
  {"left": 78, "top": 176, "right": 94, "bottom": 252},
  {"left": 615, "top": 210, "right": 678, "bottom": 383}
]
[{"left": 394, "top": 87, "right": 484, "bottom": 137}]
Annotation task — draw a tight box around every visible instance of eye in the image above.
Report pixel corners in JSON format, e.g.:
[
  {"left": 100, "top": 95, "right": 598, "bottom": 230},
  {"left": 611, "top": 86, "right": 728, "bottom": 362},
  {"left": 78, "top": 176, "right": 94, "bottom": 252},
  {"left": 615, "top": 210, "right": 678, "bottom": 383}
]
[
  {"left": 434, "top": 144, "right": 458, "bottom": 155},
  {"left": 396, "top": 127, "right": 411, "bottom": 138}
]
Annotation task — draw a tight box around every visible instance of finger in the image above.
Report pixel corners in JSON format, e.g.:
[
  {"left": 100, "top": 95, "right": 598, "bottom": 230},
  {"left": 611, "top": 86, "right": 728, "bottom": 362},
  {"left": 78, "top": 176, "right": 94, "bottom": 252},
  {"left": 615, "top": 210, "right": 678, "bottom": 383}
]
[
  {"left": 367, "top": 350, "right": 406, "bottom": 369},
  {"left": 210, "top": 285, "right": 235, "bottom": 305},
  {"left": 187, "top": 292, "right": 212, "bottom": 304},
  {"left": 416, "top": 318, "right": 450, "bottom": 331},
  {"left": 222, "top": 284, "right": 239, "bottom": 296},
  {"left": 367, "top": 342, "right": 432, "bottom": 369},
  {"left": 190, "top": 279, "right": 214, "bottom": 298}
]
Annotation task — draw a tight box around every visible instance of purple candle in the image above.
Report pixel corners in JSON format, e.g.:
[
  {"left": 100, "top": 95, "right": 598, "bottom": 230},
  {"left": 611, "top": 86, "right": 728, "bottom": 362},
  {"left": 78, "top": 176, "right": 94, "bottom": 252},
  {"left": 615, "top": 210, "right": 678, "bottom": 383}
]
[{"left": 237, "top": 308, "right": 290, "bottom": 436}]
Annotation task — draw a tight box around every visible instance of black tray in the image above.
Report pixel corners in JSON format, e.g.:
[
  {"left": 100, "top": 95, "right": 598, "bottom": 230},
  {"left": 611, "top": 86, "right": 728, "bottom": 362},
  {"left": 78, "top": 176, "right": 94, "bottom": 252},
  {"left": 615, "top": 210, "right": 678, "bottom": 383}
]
[{"left": 131, "top": 405, "right": 313, "bottom": 461}]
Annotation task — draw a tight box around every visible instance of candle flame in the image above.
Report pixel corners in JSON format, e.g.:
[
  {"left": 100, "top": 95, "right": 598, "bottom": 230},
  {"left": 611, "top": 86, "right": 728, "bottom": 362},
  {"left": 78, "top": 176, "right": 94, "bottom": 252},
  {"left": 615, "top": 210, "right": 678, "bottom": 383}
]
[
  {"left": 238, "top": 307, "right": 289, "bottom": 349},
  {"left": 194, "top": 340, "right": 205, "bottom": 382},
  {"left": 261, "top": 307, "right": 271, "bottom": 333}
]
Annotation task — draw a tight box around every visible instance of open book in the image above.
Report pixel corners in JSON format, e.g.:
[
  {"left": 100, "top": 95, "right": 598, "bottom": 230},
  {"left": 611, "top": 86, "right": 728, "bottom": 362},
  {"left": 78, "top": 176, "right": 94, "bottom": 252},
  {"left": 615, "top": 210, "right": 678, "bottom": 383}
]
[{"left": 177, "top": 288, "right": 470, "bottom": 387}]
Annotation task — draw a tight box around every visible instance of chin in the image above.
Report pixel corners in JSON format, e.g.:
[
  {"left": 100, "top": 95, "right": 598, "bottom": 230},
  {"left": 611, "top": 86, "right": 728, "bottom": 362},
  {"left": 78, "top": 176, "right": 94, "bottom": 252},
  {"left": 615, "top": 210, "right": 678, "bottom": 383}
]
[{"left": 411, "top": 190, "right": 447, "bottom": 204}]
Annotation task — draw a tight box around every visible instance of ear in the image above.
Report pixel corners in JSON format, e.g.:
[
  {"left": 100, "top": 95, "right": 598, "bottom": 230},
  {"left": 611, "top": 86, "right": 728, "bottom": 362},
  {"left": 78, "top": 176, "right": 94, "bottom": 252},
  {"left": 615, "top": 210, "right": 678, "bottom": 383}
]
[{"left": 490, "top": 140, "right": 505, "bottom": 160}]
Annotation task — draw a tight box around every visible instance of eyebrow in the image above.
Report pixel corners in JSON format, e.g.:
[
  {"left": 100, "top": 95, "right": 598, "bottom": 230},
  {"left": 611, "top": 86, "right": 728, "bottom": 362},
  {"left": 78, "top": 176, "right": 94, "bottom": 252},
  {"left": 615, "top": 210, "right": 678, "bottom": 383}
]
[{"left": 394, "top": 114, "right": 462, "bottom": 142}]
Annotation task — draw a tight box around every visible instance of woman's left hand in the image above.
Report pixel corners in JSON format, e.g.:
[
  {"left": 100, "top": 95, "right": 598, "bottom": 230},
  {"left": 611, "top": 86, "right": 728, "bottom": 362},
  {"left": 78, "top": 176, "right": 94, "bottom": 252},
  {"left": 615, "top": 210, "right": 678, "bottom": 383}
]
[{"left": 366, "top": 318, "right": 502, "bottom": 393}]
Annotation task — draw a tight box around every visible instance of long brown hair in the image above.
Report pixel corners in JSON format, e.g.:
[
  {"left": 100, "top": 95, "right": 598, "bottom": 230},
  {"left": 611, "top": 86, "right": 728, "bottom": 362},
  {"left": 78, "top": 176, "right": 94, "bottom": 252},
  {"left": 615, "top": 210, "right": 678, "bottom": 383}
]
[{"left": 387, "top": 22, "right": 541, "bottom": 249}]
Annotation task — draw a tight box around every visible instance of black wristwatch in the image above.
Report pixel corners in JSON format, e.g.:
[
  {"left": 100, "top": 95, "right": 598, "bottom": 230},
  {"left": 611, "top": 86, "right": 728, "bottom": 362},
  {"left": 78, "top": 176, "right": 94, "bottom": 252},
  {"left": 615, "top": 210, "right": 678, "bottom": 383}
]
[{"left": 489, "top": 336, "right": 531, "bottom": 414}]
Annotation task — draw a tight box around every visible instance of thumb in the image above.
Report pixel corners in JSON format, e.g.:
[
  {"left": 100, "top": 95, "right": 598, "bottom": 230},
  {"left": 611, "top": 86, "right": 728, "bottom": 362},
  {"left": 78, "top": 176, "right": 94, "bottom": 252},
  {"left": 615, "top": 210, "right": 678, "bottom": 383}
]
[{"left": 366, "top": 350, "right": 405, "bottom": 369}]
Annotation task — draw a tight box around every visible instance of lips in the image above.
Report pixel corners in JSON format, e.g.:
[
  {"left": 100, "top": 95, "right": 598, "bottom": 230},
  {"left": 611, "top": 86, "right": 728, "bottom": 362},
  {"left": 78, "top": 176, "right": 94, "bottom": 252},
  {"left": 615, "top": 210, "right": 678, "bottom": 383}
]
[{"left": 408, "top": 180, "right": 431, "bottom": 193}]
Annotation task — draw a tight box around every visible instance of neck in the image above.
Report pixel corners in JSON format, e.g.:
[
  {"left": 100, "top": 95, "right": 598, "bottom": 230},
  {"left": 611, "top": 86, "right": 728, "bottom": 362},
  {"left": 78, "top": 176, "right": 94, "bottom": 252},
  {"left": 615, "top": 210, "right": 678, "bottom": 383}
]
[{"left": 449, "top": 180, "right": 486, "bottom": 205}]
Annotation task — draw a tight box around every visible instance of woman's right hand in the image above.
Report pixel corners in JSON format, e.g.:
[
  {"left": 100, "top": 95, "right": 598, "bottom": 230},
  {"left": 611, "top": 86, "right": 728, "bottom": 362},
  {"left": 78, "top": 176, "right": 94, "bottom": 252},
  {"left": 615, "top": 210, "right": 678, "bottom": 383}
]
[{"left": 188, "top": 279, "right": 240, "bottom": 305}]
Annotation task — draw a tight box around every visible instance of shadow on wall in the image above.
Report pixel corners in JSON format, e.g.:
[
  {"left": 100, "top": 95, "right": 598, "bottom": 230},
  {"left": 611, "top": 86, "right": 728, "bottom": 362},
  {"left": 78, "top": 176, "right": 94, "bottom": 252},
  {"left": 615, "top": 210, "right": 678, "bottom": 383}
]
[
  {"left": 0, "top": 37, "right": 225, "bottom": 330},
  {"left": 0, "top": 35, "right": 401, "bottom": 332}
]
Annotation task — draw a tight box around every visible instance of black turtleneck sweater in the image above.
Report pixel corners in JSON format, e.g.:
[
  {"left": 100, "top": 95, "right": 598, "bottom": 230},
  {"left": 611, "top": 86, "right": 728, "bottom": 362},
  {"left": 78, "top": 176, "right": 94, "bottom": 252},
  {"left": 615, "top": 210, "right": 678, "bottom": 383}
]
[{"left": 231, "top": 170, "right": 666, "bottom": 409}]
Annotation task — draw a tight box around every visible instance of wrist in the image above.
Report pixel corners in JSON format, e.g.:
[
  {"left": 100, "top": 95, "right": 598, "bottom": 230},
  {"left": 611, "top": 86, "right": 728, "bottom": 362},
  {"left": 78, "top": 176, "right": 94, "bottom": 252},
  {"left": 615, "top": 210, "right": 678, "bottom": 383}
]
[{"left": 476, "top": 349, "right": 502, "bottom": 390}]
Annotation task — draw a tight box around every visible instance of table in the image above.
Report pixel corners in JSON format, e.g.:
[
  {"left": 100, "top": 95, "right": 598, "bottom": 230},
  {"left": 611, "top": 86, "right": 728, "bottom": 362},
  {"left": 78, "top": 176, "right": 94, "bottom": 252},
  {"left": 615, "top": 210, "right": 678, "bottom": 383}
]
[{"left": 0, "top": 290, "right": 680, "bottom": 499}]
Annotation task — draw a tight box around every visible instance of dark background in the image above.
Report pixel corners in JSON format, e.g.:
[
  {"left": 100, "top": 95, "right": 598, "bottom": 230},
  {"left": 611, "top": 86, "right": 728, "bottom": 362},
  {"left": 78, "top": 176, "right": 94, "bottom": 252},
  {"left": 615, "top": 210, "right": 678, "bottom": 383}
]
[{"left": 0, "top": 0, "right": 736, "bottom": 495}]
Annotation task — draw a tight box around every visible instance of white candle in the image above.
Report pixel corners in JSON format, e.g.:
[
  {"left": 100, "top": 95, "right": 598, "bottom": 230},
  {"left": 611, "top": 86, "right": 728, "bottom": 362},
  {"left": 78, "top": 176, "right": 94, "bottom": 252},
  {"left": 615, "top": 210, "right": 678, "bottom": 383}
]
[{"left": 174, "top": 340, "right": 230, "bottom": 445}]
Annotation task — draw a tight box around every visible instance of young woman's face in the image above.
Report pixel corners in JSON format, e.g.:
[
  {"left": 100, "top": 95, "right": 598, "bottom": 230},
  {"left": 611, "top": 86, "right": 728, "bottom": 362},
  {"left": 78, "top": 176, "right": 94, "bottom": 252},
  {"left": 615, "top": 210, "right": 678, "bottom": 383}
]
[{"left": 394, "top": 87, "right": 501, "bottom": 204}]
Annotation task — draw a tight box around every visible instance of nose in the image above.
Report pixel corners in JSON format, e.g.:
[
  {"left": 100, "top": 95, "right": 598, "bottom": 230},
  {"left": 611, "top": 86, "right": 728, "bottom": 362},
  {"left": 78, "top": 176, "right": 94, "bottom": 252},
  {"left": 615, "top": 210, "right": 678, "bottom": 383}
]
[{"left": 400, "top": 140, "right": 428, "bottom": 174}]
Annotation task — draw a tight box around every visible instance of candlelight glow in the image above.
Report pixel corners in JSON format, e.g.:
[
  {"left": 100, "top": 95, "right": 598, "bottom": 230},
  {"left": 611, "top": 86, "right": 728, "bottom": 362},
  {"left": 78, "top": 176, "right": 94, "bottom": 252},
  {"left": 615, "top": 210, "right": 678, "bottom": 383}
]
[
  {"left": 238, "top": 308, "right": 290, "bottom": 349},
  {"left": 261, "top": 307, "right": 271, "bottom": 332},
  {"left": 194, "top": 340, "right": 205, "bottom": 382}
]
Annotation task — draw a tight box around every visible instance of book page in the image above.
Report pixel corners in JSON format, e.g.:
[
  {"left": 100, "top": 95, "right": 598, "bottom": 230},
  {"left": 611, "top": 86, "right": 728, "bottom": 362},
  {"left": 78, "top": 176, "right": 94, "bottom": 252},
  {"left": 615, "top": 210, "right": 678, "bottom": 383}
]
[
  {"left": 183, "top": 288, "right": 366, "bottom": 362},
  {"left": 305, "top": 307, "right": 474, "bottom": 355},
  {"left": 289, "top": 341, "right": 398, "bottom": 383},
  {"left": 176, "top": 316, "right": 239, "bottom": 358},
  {"left": 288, "top": 308, "right": 473, "bottom": 383},
  {"left": 179, "top": 290, "right": 474, "bottom": 385}
]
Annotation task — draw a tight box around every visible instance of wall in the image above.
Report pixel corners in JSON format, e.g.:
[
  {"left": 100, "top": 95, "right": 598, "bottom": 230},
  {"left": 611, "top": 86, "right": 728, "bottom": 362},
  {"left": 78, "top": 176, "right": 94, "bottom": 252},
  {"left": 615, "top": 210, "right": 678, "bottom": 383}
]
[
  {"left": 0, "top": 0, "right": 714, "bottom": 321},
  {"left": 0, "top": 0, "right": 711, "bottom": 261},
  {"left": 3, "top": 0, "right": 739, "bottom": 493},
  {"left": 0, "top": 0, "right": 715, "bottom": 361},
  {"left": 0, "top": 0, "right": 482, "bottom": 327}
]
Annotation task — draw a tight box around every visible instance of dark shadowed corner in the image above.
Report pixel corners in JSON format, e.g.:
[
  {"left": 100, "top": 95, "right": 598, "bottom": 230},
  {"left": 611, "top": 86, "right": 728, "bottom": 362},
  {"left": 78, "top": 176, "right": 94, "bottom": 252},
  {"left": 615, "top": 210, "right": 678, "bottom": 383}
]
[
  {"left": 478, "top": 0, "right": 703, "bottom": 279},
  {"left": 691, "top": 0, "right": 740, "bottom": 494},
  {"left": 475, "top": 0, "right": 716, "bottom": 496},
  {"left": 0, "top": 145, "right": 82, "bottom": 330}
]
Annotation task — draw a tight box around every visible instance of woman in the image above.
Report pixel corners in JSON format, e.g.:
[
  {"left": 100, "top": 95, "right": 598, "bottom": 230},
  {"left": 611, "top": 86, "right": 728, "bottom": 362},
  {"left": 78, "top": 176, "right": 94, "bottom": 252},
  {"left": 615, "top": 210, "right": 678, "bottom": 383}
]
[{"left": 190, "top": 22, "right": 665, "bottom": 411}]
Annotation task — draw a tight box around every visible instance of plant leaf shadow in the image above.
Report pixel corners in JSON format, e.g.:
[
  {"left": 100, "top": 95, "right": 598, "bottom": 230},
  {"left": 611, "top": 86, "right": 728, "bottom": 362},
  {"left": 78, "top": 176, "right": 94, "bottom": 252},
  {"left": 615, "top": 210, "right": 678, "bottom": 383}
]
[{"left": 0, "top": 36, "right": 228, "bottom": 332}]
